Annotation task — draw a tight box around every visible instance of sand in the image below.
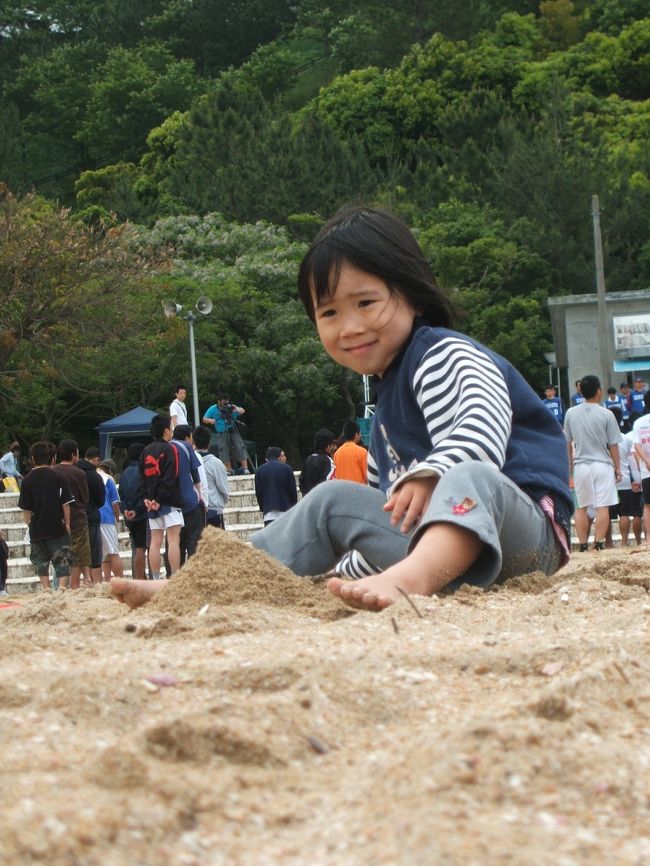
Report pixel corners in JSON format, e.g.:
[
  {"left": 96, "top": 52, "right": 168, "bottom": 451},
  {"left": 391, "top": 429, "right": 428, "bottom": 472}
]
[{"left": 1, "top": 528, "right": 649, "bottom": 866}]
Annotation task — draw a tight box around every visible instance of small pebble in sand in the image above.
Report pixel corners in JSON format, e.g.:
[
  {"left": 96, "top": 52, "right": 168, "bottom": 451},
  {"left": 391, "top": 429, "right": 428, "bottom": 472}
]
[{"left": 146, "top": 673, "right": 179, "bottom": 688}]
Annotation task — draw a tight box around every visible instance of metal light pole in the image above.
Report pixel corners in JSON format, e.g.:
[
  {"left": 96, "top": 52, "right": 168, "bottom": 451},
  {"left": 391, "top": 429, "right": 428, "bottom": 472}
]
[
  {"left": 592, "top": 194, "right": 610, "bottom": 387},
  {"left": 163, "top": 296, "right": 213, "bottom": 426}
]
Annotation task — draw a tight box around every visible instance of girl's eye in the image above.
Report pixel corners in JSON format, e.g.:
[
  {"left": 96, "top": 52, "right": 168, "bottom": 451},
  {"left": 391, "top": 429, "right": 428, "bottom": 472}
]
[
  {"left": 359, "top": 299, "right": 376, "bottom": 308},
  {"left": 318, "top": 308, "right": 336, "bottom": 318}
]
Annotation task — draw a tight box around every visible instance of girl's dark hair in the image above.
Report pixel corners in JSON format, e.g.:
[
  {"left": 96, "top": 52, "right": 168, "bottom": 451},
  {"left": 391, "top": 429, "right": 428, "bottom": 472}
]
[{"left": 298, "top": 207, "right": 453, "bottom": 327}]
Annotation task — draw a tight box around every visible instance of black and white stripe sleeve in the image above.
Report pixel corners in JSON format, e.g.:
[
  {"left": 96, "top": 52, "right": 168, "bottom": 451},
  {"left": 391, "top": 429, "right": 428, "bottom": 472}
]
[
  {"left": 395, "top": 337, "right": 512, "bottom": 490},
  {"left": 367, "top": 450, "right": 380, "bottom": 489}
]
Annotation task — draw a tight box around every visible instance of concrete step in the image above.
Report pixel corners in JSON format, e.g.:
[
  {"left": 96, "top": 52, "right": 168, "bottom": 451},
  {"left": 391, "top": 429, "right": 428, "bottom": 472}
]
[
  {"left": 6, "top": 529, "right": 136, "bottom": 559},
  {"left": 1, "top": 523, "right": 31, "bottom": 542},
  {"left": 226, "top": 490, "right": 259, "bottom": 508},
  {"left": 0, "top": 507, "right": 27, "bottom": 525}
]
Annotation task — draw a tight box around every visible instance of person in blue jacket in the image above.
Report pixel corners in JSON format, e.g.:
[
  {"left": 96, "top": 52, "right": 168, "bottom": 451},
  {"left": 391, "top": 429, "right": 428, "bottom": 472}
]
[
  {"left": 254, "top": 447, "right": 298, "bottom": 526},
  {"left": 542, "top": 385, "right": 564, "bottom": 424}
]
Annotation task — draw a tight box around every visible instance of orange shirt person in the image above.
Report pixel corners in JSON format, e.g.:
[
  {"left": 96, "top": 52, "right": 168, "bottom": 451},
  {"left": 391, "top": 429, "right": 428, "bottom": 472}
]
[{"left": 333, "top": 421, "right": 368, "bottom": 485}]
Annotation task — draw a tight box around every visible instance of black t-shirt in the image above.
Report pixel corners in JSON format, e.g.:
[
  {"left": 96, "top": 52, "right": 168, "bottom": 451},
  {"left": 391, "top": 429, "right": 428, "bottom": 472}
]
[
  {"left": 18, "top": 467, "right": 74, "bottom": 541},
  {"left": 299, "top": 452, "right": 334, "bottom": 495},
  {"left": 54, "top": 464, "right": 89, "bottom": 531}
]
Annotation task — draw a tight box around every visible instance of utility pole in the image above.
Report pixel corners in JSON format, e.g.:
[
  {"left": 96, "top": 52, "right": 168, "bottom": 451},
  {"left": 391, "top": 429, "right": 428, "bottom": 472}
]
[{"left": 591, "top": 194, "right": 610, "bottom": 386}]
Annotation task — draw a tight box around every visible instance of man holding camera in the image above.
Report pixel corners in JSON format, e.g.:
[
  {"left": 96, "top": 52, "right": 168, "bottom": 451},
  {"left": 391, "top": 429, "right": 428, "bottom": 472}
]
[{"left": 202, "top": 394, "right": 250, "bottom": 475}]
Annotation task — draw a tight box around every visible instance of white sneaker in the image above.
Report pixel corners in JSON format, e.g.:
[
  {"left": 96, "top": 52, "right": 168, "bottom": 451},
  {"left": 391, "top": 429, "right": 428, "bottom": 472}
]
[{"left": 0, "top": 589, "right": 9, "bottom": 597}]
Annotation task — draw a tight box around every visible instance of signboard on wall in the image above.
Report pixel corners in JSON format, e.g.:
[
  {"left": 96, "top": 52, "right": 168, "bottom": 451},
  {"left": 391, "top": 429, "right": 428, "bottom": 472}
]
[{"left": 613, "top": 314, "right": 650, "bottom": 358}]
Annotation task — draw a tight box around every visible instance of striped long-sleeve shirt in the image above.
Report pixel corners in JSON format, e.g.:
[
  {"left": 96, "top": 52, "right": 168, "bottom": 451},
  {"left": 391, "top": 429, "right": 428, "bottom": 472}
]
[{"left": 368, "top": 335, "right": 512, "bottom": 493}]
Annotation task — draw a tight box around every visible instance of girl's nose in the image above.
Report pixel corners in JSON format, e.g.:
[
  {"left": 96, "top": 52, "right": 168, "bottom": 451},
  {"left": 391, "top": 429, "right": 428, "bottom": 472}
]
[{"left": 340, "top": 311, "right": 366, "bottom": 336}]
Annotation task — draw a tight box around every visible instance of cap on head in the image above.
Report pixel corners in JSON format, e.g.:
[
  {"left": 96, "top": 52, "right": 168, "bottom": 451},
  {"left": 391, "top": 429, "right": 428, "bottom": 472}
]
[{"left": 99, "top": 459, "right": 118, "bottom": 476}]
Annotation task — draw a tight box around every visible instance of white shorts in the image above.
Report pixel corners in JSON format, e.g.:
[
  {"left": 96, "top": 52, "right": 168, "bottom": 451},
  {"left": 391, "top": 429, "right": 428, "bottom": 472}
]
[
  {"left": 100, "top": 523, "right": 120, "bottom": 558},
  {"left": 148, "top": 508, "right": 184, "bottom": 531},
  {"left": 574, "top": 462, "right": 618, "bottom": 509}
]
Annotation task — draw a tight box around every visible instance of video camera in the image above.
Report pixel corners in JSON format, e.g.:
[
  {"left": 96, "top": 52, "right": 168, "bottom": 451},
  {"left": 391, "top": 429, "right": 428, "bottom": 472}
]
[{"left": 220, "top": 402, "right": 246, "bottom": 432}]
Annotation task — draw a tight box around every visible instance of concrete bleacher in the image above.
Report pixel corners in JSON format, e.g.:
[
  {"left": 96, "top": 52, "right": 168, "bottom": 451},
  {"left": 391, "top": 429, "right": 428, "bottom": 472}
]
[{"left": 1, "top": 473, "right": 268, "bottom": 595}]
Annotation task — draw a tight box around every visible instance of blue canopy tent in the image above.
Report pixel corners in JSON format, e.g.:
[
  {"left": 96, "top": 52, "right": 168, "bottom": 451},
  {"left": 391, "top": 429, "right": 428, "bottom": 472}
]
[{"left": 96, "top": 406, "right": 157, "bottom": 459}]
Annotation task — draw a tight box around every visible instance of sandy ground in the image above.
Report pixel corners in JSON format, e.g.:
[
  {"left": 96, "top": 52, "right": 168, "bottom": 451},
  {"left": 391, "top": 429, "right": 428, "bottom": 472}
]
[{"left": 1, "top": 528, "right": 650, "bottom": 866}]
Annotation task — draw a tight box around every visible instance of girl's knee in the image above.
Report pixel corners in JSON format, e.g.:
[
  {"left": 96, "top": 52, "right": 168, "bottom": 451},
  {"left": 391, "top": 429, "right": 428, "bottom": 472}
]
[{"left": 436, "top": 461, "right": 501, "bottom": 494}]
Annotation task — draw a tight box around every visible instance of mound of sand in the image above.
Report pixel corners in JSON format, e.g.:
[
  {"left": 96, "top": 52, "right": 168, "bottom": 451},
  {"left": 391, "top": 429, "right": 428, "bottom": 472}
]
[
  {"left": 150, "top": 527, "right": 348, "bottom": 620},
  {"left": 1, "top": 536, "right": 649, "bottom": 866}
]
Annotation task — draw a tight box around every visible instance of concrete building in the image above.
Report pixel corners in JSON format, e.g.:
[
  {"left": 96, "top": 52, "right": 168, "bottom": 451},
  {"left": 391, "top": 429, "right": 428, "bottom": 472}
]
[{"left": 548, "top": 289, "right": 650, "bottom": 397}]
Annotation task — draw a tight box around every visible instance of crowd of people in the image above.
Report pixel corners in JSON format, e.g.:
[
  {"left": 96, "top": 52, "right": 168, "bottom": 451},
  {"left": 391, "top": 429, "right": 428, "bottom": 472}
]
[
  {"left": 549, "top": 374, "right": 650, "bottom": 551},
  {"left": 2, "top": 423, "right": 232, "bottom": 591},
  {"left": 542, "top": 376, "right": 647, "bottom": 432},
  {"left": 1, "top": 392, "right": 375, "bottom": 593}
]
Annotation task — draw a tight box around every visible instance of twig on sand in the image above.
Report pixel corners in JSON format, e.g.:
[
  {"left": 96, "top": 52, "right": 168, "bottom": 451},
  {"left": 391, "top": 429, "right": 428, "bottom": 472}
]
[
  {"left": 391, "top": 616, "right": 400, "bottom": 634},
  {"left": 306, "top": 735, "right": 329, "bottom": 754},
  {"left": 612, "top": 661, "right": 631, "bottom": 684},
  {"left": 396, "top": 586, "right": 424, "bottom": 618}
]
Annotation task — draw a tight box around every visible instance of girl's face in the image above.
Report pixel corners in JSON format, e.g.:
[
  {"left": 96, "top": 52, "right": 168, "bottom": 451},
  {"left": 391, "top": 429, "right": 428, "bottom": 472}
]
[{"left": 313, "top": 262, "right": 418, "bottom": 377}]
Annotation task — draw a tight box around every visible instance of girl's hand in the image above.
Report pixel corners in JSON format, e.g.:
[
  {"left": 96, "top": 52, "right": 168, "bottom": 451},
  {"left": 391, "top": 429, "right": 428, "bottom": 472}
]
[{"left": 384, "top": 476, "right": 438, "bottom": 533}]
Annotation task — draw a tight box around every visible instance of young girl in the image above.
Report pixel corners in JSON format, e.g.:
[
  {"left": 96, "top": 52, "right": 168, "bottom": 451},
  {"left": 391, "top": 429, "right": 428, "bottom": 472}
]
[
  {"left": 111, "top": 207, "right": 571, "bottom": 613},
  {"left": 251, "top": 206, "right": 572, "bottom": 610}
]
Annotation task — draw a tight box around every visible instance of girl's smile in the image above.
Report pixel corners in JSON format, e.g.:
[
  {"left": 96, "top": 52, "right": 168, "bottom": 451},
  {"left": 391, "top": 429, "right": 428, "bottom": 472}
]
[{"left": 313, "top": 263, "right": 418, "bottom": 377}]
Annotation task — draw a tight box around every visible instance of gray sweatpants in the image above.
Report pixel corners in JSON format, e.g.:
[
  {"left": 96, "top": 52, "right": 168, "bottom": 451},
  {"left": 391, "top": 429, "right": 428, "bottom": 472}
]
[{"left": 250, "top": 462, "right": 563, "bottom": 590}]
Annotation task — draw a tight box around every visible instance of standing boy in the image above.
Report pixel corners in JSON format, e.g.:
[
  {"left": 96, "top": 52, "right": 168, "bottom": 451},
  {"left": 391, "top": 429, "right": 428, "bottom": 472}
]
[
  {"left": 564, "top": 375, "right": 622, "bottom": 551},
  {"left": 299, "top": 429, "right": 336, "bottom": 495},
  {"left": 55, "top": 439, "right": 91, "bottom": 589},
  {"left": 0, "top": 441, "right": 23, "bottom": 487},
  {"left": 202, "top": 396, "right": 250, "bottom": 474},
  {"left": 630, "top": 377, "right": 647, "bottom": 421},
  {"left": 76, "top": 447, "right": 107, "bottom": 585},
  {"left": 570, "top": 380, "right": 585, "bottom": 407},
  {"left": 171, "top": 425, "right": 204, "bottom": 564},
  {"left": 118, "top": 443, "right": 148, "bottom": 579},
  {"left": 193, "top": 426, "right": 230, "bottom": 528},
  {"left": 141, "top": 414, "right": 184, "bottom": 579},
  {"left": 0, "top": 529, "right": 8, "bottom": 596},
  {"left": 97, "top": 460, "right": 124, "bottom": 581},
  {"left": 169, "top": 385, "right": 188, "bottom": 431},
  {"left": 333, "top": 421, "right": 368, "bottom": 484},
  {"left": 632, "top": 391, "right": 650, "bottom": 543},
  {"left": 255, "top": 447, "right": 297, "bottom": 525},
  {"left": 18, "top": 441, "right": 74, "bottom": 590},
  {"left": 541, "top": 385, "right": 564, "bottom": 424}
]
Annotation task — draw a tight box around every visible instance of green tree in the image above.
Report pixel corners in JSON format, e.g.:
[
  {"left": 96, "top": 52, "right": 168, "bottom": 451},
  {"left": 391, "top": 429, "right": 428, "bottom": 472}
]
[
  {"left": 539, "top": 0, "right": 582, "bottom": 51},
  {"left": 0, "top": 185, "right": 170, "bottom": 442},
  {"left": 166, "top": 82, "right": 377, "bottom": 222},
  {"left": 144, "top": 0, "right": 296, "bottom": 76},
  {"left": 6, "top": 41, "right": 99, "bottom": 199},
  {"left": 77, "top": 42, "right": 203, "bottom": 165}
]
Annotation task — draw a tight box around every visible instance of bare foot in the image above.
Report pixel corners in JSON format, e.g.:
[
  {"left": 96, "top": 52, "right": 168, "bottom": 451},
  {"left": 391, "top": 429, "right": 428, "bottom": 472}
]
[
  {"left": 110, "top": 578, "right": 164, "bottom": 609},
  {"left": 327, "top": 575, "right": 405, "bottom": 611},
  {"left": 327, "top": 523, "right": 483, "bottom": 612}
]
